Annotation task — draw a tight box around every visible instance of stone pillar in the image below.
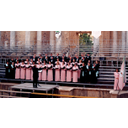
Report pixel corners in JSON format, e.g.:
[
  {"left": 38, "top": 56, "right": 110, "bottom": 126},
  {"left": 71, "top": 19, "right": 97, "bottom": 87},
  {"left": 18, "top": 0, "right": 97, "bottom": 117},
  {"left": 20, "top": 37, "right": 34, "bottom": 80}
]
[
  {"left": 37, "top": 31, "right": 42, "bottom": 55},
  {"left": 112, "top": 31, "right": 117, "bottom": 56},
  {"left": 50, "top": 31, "right": 55, "bottom": 54},
  {"left": 10, "top": 31, "right": 15, "bottom": 49},
  {"left": 126, "top": 31, "right": 128, "bottom": 55},
  {"left": 93, "top": 37, "right": 99, "bottom": 56},
  {"left": 25, "top": 31, "right": 30, "bottom": 49},
  {"left": 120, "top": 31, "right": 126, "bottom": 57},
  {"left": 122, "top": 31, "right": 126, "bottom": 49},
  {"left": 15, "top": 31, "right": 26, "bottom": 46}
]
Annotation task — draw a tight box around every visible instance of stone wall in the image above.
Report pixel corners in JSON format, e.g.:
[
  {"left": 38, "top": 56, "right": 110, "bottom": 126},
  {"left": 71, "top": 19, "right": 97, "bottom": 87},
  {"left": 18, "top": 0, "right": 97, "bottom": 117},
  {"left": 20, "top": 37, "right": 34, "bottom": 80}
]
[{"left": 58, "top": 86, "right": 128, "bottom": 98}]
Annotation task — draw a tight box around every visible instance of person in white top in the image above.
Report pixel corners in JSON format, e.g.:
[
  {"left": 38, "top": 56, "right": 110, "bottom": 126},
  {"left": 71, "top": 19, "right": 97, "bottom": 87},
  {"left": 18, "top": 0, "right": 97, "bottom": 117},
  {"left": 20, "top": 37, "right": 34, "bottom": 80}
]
[
  {"left": 72, "top": 63, "right": 78, "bottom": 82},
  {"left": 55, "top": 62, "right": 61, "bottom": 81},
  {"left": 30, "top": 61, "right": 35, "bottom": 80},
  {"left": 61, "top": 62, "right": 66, "bottom": 82},
  {"left": 36, "top": 61, "right": 42, "bottom": 81},
  {"left": 55, "top": 58, "right": 61, "bottom": 65},
  {"left": 47, "top": 61, "right": 53, "bottom": 81},
  {"left": 42, "top": 61, "right": 47, "bottom": 81},
  {"left": 20, "top": 61, "right": 26, "bottom": 79},
  {"left": 15, "top": 61, "right": 20, "bottom": 79},
  {"left": 25, "top": 61, "right": 31, "bottom": 80},
  {"left": 114, "top": 68, "right": 120, "bottom": 90},
  {"left": 66, "top": 62, "right": 72, "bottom": 82}
]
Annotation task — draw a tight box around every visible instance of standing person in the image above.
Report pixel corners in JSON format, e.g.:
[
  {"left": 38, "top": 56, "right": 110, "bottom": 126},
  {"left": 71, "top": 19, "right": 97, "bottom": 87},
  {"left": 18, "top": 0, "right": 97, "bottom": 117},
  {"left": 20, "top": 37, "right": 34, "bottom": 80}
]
[
  {"left": 39, "top": 56, "right": 43, "bottom": 63},
  {"left": 10, "top": 58, "right": 15, "bottom": 64},
  {"left": 69, "top": 56, "right": 73, "bottom": 63},
  {"left": 85, "top": 53, "right": 91, "bottom": 64},
  {"left": 74, "top": 54, "right": 80, "bottom": 63},
  {"left": 25, "top": 59, "right": 29, "bottom": 64},
  {"left": 55, "top": 58, "right": 61, "bottom": 65},
  {"left": 36, "top": 61, "right": 42, "bottom": 81},
  {"left": 47, "top": 61, "right": 53, "bottom": 81},
  {"left": 4, "top": 61, "right": 11, "bottom": 78},
  {"left": 55, "top": 62, "right": 61, "bottom": 81},
  {"left": 86, "top": 62, "right": 92, "bottom": 83},
  {"left": 72, "top": 63, "right": 78, "bottom": 82},
  {"left": 80, "top": 53, "right": 84, "bottom": 60},
  {"left": 49, "top": 56, "right": 55, "bottom": 66},
  {"left": 43, "top": 54, "right": 49, "bottom": 63},
  {"left": 80, "top": 63, "right": 86, "bottom": 83},
  {"left": 15, "top": 61, "right": 21, "bottom": 79},
  {"left": 30, "top": 59, "right": 33, "bottom": 65},
  {"left": 32, "top": 64, "right": 38, "bottom": 88},
  {"left": 71, "top": 59, "right": 76, "bottom": 66},
  {"left": 49, "top": 53, "right": 54, "bottom": 61},
  {"left": 81, "top": 56, "right": 86, "bottom": 64},
  {"left": 114, "top": 68, "right": 120, "bottom": 90},
  {"left": 32, "top": 54, "right": 37, "bottom": 63},
  {"left": 92, "top": 63, "right": 97, "bottom": 83},
  {"left": 55, "top": 53, "right": 61, "bottom": 62},
  {"left": 78, "top": 59, "right": 83, "bottom": 79},
  {"left": 42, "top": 61, "right": 47, "bottom": 81},
  {"left": 25, "top": 61, "right": 31, "bottom": 80},
  {"left": 10, "top": 61, "right": 16, "bottom": 79},
  {"left": 60, "top": 62, "right": 66, "bottom": 82},
  {"left": 30, "top": 61, "right": 35, "bottom": 81},
  {"left": 20, "top": 61, "right": 26, "bottom": 79},
  {"left": 63, "top": 54, "right": 67, "bottom": 62},
  {"left": 66, "top": 55, "right": 71, "bottom": 62},
  {"left": 95, "top": 60, "right": 99, "bottom": 78},
  {"left": 36, "top": 58, "right": 41, "bottom": 64},
  {"left": 15, "top": 57, "right": 21, "bottom": 63},
  {"left": 66, "top": 62, "right": 72, "bottom": 82}
]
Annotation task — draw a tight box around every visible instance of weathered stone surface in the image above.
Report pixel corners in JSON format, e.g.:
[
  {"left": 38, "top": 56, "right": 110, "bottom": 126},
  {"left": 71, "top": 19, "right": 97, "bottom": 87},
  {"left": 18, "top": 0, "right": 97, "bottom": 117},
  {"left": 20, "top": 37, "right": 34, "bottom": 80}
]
[{"left": 58, "top": 86, "right": 128, "bottom": 98}]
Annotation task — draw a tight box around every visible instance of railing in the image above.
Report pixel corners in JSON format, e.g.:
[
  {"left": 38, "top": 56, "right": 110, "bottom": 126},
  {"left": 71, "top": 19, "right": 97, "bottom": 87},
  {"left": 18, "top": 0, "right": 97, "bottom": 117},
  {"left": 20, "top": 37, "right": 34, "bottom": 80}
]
[{"left": 31, "top": 92, "right": 96, "bottom": 98}]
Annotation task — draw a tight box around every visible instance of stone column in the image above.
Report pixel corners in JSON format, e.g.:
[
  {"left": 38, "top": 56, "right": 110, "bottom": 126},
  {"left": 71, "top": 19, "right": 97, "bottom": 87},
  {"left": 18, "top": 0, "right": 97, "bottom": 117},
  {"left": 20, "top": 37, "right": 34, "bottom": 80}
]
[
  {"left": 126, "top": 31, "right": 128, "bottom": 54},
  {"left": 93, "top": 37, "right": 99, "bottom": 56},
  {"left": 25, "top": 31, "right": 30, "bottom": 49},
  {"left": 10, "top": 31, "right": 15, "bottom": 49},
  {"left": 121, "top": 31, "right": 126, "bottom": 57},
  {"left": 112, "top": 31, "right": 117, "bottom": 56},
  {"left": 37, "top": 31, "right": 42, "bottom": 55},
  {"left": 122, "top": 31, "right": 126, "bottom": 48},
  {"left": 50, "top": 31, "right": 55, "bottom": 54}
]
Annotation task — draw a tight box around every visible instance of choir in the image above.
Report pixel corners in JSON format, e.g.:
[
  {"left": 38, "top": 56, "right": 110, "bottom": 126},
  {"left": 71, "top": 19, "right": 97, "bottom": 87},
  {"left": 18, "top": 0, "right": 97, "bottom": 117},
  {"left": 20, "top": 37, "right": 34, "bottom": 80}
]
[{"left": 4, "top": 53, "right": 99, "bottom": 83}]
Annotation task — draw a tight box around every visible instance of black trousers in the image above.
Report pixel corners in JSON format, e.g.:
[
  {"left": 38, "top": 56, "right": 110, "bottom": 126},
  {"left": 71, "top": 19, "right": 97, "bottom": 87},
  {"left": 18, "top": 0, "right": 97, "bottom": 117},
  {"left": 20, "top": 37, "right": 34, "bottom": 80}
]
[{"left": 33, "top": 78, "right": 38, "bottom": 88}]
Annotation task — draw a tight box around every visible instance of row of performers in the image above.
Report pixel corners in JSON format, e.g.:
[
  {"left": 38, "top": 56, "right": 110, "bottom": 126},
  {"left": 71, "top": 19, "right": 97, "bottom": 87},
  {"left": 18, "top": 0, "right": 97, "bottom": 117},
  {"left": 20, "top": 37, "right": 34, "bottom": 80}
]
[
  {"left": 8, "top": 53, "right": 91, "bottom": 65},
  {"left": 5, "top": 60, "right": 99, "bottom": 83}
]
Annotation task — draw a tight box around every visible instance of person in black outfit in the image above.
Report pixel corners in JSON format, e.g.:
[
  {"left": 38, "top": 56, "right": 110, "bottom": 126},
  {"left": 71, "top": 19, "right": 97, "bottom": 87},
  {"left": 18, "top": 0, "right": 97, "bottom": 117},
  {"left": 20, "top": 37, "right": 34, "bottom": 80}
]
[
  {"left": 85, "top": 53, "right": 91, "bottom": 64},
  {"left": 95, "top": 60, "right": 100, "bottom": 80},
  {"left": 81, "top": 57, "right": 86, "bottom": 64},
  {"left": 32, "top": 64, "right": 39, "bottom": 88},
  {"left": 86, "top": 62, "right": 92, "bottom": 83},
  {"left": 43, "top": 54, "right": 49, "bottom": 64},
  {"left": 74, "top": 54, "right": 80, "bottom": 63},
  {"left": 32, "top": 54, "right": 37, "bottom": 63},
  {"left": 5, "top": 61, "right": 11, "bottom": 78},
  {"left": 55, "top": 53, "right": 61, "bottom": 61},
  {"left": 49, "top": 56, "right": 55, "bottom": 66},
  {"left": 49, "top": 53, "right": 54, "bottom": 60},
  {"left": 63, "top": 54, "right": 67, "bottom": 62},
  {"left": 80, "top": 63, "right": 87, "bottom": 83},
  {"left": 91, "top": 63, "right": 97, "bottom": 83},
  {"left": 10, "top": 61, "right": 15, "bottom": 79}
]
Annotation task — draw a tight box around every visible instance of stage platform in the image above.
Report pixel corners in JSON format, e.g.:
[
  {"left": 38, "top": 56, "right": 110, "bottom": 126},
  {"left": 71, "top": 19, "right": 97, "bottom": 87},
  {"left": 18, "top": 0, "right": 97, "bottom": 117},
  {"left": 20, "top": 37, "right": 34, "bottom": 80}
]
[
  {"left": 11, "top": 83, "right": 59, "bottom": 94},
  {"left": 0, "top": 78, "right": 128, "bottom": 91}
]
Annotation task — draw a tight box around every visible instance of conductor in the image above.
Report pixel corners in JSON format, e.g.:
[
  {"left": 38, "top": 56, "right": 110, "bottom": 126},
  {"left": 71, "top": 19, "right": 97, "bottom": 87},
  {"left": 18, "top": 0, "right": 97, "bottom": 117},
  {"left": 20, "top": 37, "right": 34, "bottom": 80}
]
[{"left": 32, "top": 64, "right": 38, "bottom": 88}]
